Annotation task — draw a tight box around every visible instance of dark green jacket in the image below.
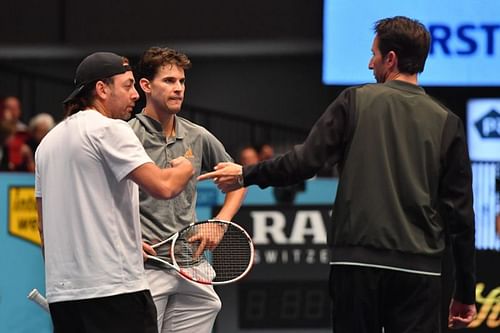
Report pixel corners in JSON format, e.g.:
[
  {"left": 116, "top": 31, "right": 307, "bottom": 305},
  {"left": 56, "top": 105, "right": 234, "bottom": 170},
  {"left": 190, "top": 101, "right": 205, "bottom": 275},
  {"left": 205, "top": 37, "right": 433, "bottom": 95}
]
[{"left": 243, "top": 80, "right": 475, "bottom": 303}]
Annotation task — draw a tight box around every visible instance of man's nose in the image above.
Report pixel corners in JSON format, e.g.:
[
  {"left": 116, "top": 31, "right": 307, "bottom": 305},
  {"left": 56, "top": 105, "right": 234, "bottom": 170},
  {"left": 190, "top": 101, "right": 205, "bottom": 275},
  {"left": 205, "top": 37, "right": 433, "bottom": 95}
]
[
  {"left": 174, "top": 81, "right": 183, "bottom": 91},
  {"left": 131, "top": 86, "right": 140, "bottom": 100}
]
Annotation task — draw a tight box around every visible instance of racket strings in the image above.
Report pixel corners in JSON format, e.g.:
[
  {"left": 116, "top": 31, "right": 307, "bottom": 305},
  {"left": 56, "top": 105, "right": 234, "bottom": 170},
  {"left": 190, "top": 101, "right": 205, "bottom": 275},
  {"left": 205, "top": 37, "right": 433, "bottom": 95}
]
[
  {"left": 173, "top": 239, "right": 203, "bottom": 266},
  {"left": 174, "top": 222, "right": 253, "bottom": 283},
  {"left": 211, "top": 225, "right": 252, "bottom": 282}
]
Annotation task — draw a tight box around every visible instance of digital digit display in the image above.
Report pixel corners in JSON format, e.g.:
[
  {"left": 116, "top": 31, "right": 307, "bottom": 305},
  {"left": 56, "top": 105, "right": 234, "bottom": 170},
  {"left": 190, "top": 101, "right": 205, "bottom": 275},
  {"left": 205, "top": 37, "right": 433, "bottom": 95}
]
[{"left": 238, "top": 281, "right": 331, "bottom": 329}]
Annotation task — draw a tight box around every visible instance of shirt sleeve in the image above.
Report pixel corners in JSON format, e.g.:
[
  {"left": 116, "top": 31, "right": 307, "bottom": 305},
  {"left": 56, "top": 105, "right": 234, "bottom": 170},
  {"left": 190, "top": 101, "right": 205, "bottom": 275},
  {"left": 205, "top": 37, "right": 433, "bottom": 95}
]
[
  {"left": 438, "top": 113, "right": 476, "bottom": 304},
  {"left": 34, "top": 150, "right": 42, "bottom": 198},
  {"left": 244, "top": 87, "right": 355, "bottom": 187},
  {"left": 200, "top": 130, "right": 233, "bottom": 173},
  {"left": 97, "top": 120, "right": 154, "bottom": 182}
]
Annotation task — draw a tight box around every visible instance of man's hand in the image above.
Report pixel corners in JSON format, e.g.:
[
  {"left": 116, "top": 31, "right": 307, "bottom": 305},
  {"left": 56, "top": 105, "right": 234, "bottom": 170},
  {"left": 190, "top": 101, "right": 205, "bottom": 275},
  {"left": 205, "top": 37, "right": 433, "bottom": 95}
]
[
  {"left": 448, "top": 299, "right": 477, "bottom": 329},
  {"left": 170, "top": 156, "right": 194, "bottom": 172},
  {"left": 188, "top": 223, "right": 226, "bottom": 259},
  {"left": 142, "top": 242, "right": 157, "bottom": 262},
  {"left": 197, "top": 162, "right": 244, "bottom": 193}
]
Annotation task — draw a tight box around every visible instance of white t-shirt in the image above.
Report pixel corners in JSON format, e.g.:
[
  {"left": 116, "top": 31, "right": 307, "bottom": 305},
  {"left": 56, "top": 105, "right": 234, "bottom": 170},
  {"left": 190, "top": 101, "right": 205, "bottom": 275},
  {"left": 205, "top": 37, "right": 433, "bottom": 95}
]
[{"left": 35, "top": 110, "right": 153, "bottom": 303}]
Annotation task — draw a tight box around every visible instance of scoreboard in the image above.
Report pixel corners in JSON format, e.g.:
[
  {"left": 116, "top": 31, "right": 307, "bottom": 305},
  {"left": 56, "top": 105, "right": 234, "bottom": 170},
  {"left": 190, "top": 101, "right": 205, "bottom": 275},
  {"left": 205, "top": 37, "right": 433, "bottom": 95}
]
[
  {"left": 214, "top": 205, "right": 332, "bottom": 333},
  {"left": 238, "top": 280, "right": 330, "bottom": 329}
]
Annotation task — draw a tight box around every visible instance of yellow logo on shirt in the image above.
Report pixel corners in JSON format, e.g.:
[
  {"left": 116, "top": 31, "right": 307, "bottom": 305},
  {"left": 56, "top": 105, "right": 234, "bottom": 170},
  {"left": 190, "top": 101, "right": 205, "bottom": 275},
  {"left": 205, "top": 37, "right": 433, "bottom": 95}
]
[
  {"left": 8, "top": 186, "right": 41, "bottom": 245},
  {"left": 184, "top": 148, "right": 194, "bottom": 159}
]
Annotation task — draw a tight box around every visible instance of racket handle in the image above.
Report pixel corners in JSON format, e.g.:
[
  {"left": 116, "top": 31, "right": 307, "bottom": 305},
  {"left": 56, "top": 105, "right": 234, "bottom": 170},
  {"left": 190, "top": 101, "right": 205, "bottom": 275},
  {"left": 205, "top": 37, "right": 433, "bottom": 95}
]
[{"left": 28, "top": 288, "right": 49, "bottom": 312}]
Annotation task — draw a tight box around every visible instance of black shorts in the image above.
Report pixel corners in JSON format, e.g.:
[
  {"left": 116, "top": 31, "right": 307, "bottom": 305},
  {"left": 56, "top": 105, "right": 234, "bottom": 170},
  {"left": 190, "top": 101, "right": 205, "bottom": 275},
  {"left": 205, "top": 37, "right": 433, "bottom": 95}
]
[{"left": 49, "top": 290, "right": 157, "bottom": 333}]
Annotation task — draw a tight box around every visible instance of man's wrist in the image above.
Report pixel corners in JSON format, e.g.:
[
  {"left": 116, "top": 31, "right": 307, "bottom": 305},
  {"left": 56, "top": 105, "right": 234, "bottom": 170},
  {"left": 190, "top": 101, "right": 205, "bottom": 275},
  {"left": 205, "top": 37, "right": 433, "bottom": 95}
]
[{"left": 237, "top": 174, "right": 244, "bottom": 187}]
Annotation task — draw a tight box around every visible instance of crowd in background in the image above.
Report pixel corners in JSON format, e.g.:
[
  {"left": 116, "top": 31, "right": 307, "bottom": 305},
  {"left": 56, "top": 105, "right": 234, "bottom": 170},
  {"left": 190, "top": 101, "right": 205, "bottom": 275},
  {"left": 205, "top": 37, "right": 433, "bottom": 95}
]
[
  {"left": 0, "top": 94, "right": 335, "bottom": 181},
  {"left": 0, "top": 95, "right": 55, "bottom": 172}
]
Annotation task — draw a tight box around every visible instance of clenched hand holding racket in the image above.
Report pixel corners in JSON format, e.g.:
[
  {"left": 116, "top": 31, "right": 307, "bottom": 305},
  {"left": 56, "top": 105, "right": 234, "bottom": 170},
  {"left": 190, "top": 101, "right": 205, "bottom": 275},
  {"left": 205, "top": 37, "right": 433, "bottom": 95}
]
[{"left": 145, "top": 219, "right": 254, "bottom": 285}]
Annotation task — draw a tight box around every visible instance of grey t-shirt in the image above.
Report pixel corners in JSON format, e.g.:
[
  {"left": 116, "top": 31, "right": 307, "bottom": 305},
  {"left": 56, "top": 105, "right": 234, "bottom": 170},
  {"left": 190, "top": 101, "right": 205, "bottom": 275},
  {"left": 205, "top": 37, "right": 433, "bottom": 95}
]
[{"left": 129, "top": 113, "right": 233, "bottom": 259}]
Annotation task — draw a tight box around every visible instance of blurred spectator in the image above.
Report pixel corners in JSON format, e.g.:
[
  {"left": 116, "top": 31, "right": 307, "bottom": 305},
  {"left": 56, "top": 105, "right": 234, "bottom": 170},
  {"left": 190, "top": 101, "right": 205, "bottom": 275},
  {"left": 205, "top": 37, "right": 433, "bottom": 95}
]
[
  {"left": 2, "top": 95, "right": 27, "bottom": 131},
  {"left": 256, "top": 142, "right": 305, "bottom": 204},
  {"left": 0, "top": 102, "right": 13, "bottom": 122},
  {"left": 8, "top": 138, "right": 34, "bottom": 172},
  {"left": 238, "top": 145, "right": 259, "bottom": 166},
  {"left": 27, "top": 113, "right": 55, "bottom": 154},
  {"left": 0, "top": 95, "right": 34, "bottom": 172},
  {"left": 256, "top": 143, "right": 275, "bottom": 161},
  {"left": 0, "top": 121, "right": 15, "bottom": 171},
  {"left": 0, "top": 117, "right": 32, "bottom": 172}
]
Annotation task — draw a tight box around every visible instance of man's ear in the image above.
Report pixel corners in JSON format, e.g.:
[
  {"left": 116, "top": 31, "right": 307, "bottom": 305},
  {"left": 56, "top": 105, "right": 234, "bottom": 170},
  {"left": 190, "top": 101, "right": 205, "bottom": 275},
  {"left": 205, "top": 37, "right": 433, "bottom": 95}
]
[
  {"left": 139, "top": 78, "right": 151, "bottom": 94},
  {"left": 385, "top": 51, "right": 398, "bottom": 70},
  {"left": 95, "top": 81, "right": 109, "bottom": 100}
]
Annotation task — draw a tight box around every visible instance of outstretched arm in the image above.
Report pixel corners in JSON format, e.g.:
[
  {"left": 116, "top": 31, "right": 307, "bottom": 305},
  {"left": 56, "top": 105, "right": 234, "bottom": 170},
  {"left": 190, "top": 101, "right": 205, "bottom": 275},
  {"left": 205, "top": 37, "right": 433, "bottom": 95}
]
[
  {"left": 198, "top": 162, "right": 244, "bottom": 193},
  {"left": 129, "top": 156, "right": 194, "bottom": 199},
  {"left": 199, "top": 89, "right": 354, "bottom": 192}
]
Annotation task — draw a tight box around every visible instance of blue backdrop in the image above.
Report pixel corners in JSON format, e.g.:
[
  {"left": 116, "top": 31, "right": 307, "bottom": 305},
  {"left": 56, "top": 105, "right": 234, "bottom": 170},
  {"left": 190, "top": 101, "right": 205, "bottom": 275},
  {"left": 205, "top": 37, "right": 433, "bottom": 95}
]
[
  {"left": 0, "top": 173, "right": 50, "bottom": 333},
  {"left": 0, "top": 173, "right": 337, "bottom": 333}
]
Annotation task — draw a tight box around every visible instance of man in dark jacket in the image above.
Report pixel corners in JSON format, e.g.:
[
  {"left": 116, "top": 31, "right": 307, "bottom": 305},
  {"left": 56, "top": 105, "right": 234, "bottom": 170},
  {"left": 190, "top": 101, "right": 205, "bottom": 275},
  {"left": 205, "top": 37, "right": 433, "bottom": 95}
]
[{"left": 198, "top": 16, "right": 476, "bottom": 333}]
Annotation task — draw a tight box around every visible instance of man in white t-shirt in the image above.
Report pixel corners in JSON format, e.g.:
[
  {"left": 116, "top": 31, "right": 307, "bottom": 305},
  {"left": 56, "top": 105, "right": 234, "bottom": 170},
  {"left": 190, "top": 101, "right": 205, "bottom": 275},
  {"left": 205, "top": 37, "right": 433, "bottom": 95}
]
[{"left": 35, "top": 52, "right": 194, "bottom": 333}]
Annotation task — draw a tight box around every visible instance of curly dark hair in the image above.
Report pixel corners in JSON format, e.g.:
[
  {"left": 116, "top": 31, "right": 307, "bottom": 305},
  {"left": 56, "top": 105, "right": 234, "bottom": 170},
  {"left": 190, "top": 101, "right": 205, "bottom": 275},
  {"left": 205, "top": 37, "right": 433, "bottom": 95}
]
[{"left": 137, "top": 47, "right": 192, "bottom": 81}]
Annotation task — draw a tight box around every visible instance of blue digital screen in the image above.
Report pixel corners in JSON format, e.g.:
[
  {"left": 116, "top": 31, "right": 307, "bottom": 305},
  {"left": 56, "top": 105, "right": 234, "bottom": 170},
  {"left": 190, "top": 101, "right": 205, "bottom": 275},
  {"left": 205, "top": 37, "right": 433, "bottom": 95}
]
[{"left": 323, "top": 0, "right": 500, "bottom": 86}]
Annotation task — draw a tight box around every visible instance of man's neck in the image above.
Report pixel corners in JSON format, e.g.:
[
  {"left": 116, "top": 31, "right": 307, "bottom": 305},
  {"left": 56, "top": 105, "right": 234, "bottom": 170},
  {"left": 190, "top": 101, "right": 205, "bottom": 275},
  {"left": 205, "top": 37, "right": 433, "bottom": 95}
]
[
  {"left": 143, "top": 105, "right": 175, "bottom": 137},
  {"left": 385, "top": 72, "right": 418, "bottom": 85},
  {"left": 86, "top": 102, "right": 109, "bottom": 118}
]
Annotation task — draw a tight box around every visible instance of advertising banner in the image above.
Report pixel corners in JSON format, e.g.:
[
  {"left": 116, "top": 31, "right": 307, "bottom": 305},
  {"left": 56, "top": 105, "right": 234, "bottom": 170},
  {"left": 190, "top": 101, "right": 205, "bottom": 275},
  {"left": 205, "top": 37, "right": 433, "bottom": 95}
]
[{"left": 323, "top": 0, "right": 500, "bottom": 86}]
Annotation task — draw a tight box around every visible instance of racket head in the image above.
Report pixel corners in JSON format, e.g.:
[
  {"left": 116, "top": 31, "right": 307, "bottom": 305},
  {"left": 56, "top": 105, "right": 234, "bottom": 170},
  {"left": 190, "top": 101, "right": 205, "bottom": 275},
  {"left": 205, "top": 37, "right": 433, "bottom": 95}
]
[{"left": 172, "top": 219, "right": 254, "bottom": 285}]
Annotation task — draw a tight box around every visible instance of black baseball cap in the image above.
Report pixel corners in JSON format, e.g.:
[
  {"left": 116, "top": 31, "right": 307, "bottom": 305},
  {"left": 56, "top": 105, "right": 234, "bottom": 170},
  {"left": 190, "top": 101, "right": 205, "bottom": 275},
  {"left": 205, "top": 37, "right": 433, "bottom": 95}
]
[{"left": 63, "top": 52, "right": 132, "bottom": 104}]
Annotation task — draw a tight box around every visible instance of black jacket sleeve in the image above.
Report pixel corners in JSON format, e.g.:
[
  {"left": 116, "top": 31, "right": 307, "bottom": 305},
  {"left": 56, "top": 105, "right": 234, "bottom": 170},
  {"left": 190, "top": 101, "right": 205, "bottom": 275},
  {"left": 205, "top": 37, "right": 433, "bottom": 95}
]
[
  {"left": 438, "top": 112, "right": 476, "bottom": 305},
  {"left": 243, "top": 88, "right": 355, "bottom": 188}
]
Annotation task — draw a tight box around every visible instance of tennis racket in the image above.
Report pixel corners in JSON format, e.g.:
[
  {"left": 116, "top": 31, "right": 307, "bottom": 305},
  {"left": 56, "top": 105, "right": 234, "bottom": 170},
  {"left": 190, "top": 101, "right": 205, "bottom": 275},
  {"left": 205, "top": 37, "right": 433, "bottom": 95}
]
[
  {"left": 28, "top": 288, "right": 49, "bottom": 312},
  {"left": 146, "top": 219, "right": 254, "bottom": 285}
]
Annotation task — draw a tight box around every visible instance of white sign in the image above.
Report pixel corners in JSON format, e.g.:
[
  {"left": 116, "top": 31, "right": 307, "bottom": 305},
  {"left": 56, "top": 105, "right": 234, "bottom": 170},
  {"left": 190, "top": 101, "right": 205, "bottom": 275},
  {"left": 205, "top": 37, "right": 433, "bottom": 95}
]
[{"left": 467, "top": 99, "right": 500, "bottom": 161}]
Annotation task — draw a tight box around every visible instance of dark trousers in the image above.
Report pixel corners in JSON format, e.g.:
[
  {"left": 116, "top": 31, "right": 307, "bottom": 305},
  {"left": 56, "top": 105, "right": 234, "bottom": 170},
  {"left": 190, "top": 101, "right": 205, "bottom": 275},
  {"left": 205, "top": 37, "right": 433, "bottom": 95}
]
[
  {"left": 329, "top": 265, "right": 441, "bottom": 333},
  {"left": 49, "top": 290, "right": 157, "bottom": 333}
]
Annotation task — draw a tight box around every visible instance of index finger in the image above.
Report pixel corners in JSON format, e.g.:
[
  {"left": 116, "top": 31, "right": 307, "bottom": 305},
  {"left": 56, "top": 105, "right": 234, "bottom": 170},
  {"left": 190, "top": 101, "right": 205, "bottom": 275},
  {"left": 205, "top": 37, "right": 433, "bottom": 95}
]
[
  {"left": 449, "top": 316, "right": 471, "bottom": 329},
  {"left": 197, "top": 170, "right": 222, "bottom": 181},
  {"left": 193, "top": 238, "right": 207, "bottom": 259},
  {"left": 143, "top": 242, "right": 157, "bottom": 256}
]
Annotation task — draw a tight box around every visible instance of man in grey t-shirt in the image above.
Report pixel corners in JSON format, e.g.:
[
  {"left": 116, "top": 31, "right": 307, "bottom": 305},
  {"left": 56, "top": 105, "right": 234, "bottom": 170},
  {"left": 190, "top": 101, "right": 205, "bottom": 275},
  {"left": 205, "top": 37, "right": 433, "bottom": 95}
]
[{"left": 129, "top": 46, "right": 246, "bottom": 333}]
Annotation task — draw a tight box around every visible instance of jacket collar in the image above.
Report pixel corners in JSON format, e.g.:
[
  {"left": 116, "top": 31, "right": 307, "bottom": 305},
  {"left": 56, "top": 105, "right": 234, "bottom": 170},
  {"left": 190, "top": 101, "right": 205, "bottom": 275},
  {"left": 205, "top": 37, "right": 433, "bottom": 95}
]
[{"left": 384, "top": 80, "right": 426, "bottom": 95}]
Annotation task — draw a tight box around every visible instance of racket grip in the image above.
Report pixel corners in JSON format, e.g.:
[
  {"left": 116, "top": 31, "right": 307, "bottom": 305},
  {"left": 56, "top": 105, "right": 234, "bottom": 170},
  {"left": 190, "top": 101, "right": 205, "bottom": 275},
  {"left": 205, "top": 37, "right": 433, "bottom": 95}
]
[{"left": 28, "top": 288, "right": 49, "bottom": 312}]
